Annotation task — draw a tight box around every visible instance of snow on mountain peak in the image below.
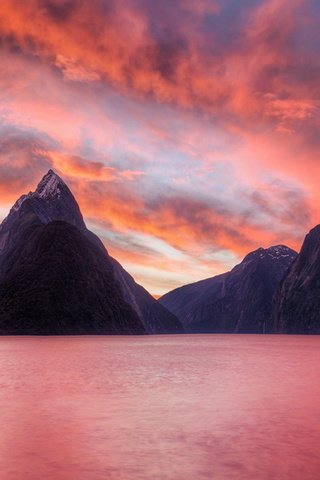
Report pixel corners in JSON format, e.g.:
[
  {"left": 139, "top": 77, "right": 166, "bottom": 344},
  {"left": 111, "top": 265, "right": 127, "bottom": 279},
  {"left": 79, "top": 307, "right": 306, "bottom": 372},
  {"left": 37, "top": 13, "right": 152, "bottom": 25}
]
[
  {"left": 243, "top": 245, "right": 297, "bottom": 264},
  {"left": 35, "top": 169, "right": 65, "bottom": 199},
  {"left": 265, "top": 245, "right": 297, "bottom": 260},
  {"left": 0, "top": 170, "right": 68, "bottom": 231}
]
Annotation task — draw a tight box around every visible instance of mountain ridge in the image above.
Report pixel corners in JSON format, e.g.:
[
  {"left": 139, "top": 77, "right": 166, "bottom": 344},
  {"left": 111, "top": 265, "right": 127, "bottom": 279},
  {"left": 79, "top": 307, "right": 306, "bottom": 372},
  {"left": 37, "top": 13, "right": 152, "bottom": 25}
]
[
  {"left": 272, "top": 224, "right": 320, "bottom": 334},
  {"left": 0, "top": 170, "right": 182, "bottom": 334},
  {"left": 160, "top": 244, "right": 298, "bottom": 333},
  {"left": 2, "top": 169, "right": 320, "bottom": 335},
  {"left": 0, "top": 220, "right": 145, "bottom": 334}
]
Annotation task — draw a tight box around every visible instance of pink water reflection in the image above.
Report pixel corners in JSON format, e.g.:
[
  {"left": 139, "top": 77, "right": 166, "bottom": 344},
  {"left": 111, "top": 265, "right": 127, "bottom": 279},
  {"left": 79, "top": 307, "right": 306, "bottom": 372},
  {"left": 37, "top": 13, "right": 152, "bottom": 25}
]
[{"left": 0, "top": 335, "right": 320, "bottom": 479}]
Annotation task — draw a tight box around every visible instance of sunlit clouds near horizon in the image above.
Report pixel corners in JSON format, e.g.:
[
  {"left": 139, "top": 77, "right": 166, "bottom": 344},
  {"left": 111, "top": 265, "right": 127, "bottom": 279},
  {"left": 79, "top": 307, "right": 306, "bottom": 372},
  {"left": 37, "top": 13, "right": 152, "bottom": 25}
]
[{"left": 0, "top": 0, "right": 319, "bottom": 295}]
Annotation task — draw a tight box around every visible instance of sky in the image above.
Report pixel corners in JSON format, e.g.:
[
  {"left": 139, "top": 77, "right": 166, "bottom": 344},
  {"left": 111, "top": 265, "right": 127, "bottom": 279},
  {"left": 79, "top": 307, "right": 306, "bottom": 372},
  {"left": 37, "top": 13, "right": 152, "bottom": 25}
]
[{"left": 0, "top": 0, "right": 319, "bottom": 296}]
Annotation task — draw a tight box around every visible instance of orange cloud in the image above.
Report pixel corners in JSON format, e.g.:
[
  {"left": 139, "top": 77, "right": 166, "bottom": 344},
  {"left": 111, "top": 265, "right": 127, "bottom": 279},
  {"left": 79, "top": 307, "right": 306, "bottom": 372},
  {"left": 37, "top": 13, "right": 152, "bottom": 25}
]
[
  {"left": 0, "top": 0, "right": 318, "bottom": 294},
  {"left": 0, "top": 0, "right": 315, "bottom": 130},
  {"left": 50, "top": 152, "right": 118, "bottom": 181},
  {"left": 73, "top": 178, "right": 306, "bottom": 258}
]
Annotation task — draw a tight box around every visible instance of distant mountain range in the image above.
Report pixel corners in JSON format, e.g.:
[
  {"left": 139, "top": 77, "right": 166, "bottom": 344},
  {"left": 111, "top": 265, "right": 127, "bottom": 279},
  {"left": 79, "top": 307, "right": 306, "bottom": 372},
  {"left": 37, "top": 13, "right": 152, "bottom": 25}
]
[
  {"left": 1, "top": 169, "right": 319, "bottom": 335},
  {"left": 161, "top": 228, "right": 320, "bottom": 334},
  {"left": 160, "top": 246, "right": 298, "bottom": 333},
  {"left": 0, "top": 170, "right": 182, "bottom": 335}
]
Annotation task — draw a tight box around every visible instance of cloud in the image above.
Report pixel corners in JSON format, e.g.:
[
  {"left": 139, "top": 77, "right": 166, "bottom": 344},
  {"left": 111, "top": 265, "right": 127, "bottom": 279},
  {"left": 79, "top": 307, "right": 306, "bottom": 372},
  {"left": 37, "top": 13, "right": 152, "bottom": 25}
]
[
  {"left": 240, "top": 180, "right": 312, "bottom": 247},
  {"left": 43, "top": 0, "right": 78, "bottom": 22},
  {"left": 0, "top": 127, "right": 53, "bottom": 200},
  {"left": 0, "top": 0, "right": 316, "bottom": 125},
  {"left": 0, "top": 0, "right": 319, "bottom": 293},
  {"left": 50, "top": 153, "right": 118, "bottom": 181},
  {"left": 73, "top": 174, "right": 309, "bottom": 260}
]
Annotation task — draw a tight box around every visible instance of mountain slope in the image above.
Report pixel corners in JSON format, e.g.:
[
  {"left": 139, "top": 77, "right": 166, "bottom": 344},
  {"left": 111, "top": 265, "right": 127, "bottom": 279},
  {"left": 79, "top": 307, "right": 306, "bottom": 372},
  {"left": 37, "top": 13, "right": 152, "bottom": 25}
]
[
  {"left": 111, "top": 258, "right": 182, "bottom": 333},
  {"left": 0, "top": 220, "right": 144, "bottom": 335},
  {"left": 160, "top": 246, "right": 297, "bottom": 333},
  {"left": 272, "top": 225, "right": 320, "bottom": 334},
  {"left": 0, "top": 170, "right": 85, "bottom": 266},
  {"left": 0, "top": 170, "right": 182, "bottom": 334}
]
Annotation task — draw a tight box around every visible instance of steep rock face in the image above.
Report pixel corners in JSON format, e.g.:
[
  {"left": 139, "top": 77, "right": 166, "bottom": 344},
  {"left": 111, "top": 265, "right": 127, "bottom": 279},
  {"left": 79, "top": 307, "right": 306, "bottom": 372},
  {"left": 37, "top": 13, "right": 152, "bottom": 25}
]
[
  {"left": 272, "top": 225, "right": 320, "bottom": 334},
  {"left": 0, "top": 170, "right": 181, "bottom": 334},
  {"left": 0, "top": 220, "right": 144, "bottom": 334},
  {"left": 0, "top": 170, "right": 85, "bottom": 271},
  {"left": 160, "top": 246, "right": 297, "bottom": 333}
]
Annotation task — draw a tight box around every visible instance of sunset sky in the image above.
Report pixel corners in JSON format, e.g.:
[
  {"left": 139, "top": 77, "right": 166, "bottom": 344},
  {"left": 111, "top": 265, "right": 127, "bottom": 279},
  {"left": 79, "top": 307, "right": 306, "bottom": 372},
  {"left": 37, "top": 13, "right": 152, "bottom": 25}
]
[{"left": 0, "top": 0, "right": 319, "bottom": 296}]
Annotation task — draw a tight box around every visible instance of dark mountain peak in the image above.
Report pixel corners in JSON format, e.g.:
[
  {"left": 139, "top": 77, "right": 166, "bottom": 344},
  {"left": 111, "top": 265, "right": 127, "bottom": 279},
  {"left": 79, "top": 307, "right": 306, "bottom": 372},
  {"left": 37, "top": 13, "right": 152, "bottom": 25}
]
[
  {"left": 0, "top": 170, "right": 86, "bottom": 243},
  {"left": 308, "top": 224, "right": 320, "bottom": 235},
  {"left": 35, "top": 169, "right": 66, "bottom": 199},
  {"left": 241, "top": 245, "right": 297, "bottom": 265},
  {"left": 272, "top": 224, "right": 320, "bottom": 334},
  {"left": 302, "top": 224, "right": 320, "bottom": 249},
  {"left": 161, "top": 243, "right": 297, "bottom": 334},
  {"left": 0, "top": 170, "right": 182, "bottom": 334},
  {"left": 4, "top": 170, "right": 65, "bottom": 221},
  {"left": 265, "top": 245, "right": 297, "bottom": 261},
  {"left": 296, "top": 225, "right": 320, "bottom": 267}
]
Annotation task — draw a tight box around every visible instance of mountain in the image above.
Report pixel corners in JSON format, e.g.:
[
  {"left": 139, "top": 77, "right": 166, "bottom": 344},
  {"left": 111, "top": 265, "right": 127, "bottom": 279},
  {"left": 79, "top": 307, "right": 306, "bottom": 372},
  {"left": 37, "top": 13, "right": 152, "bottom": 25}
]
[
  {"left": 0, "top": 170, "right": 182, "bottom": 334},
  {"left": 159, "top": 245, "right": 297, "bottom": 333},
  {"left": 0, "top": 170, "right": 86, "bottom": 278},
  {"left": 272, "top": 225, "right": 320, "bottom": 334},
  {"left": 0, "top": 220, "right": 144, "bottom": 334}
]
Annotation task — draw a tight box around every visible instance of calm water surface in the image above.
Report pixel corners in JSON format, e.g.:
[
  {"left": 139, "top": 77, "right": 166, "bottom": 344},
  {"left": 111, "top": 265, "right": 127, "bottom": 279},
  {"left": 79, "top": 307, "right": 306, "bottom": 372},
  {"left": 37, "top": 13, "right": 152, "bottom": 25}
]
[{"left": 0, "top": 335, "right": 320, "bottom": 479}]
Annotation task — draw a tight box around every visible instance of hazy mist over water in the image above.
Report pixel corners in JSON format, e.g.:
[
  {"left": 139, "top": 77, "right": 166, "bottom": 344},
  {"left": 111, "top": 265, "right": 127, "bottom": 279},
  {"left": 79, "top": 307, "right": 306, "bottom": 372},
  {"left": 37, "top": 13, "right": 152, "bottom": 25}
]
[{"left": 0, "top": 335, "right": 320, "bottom": 479}]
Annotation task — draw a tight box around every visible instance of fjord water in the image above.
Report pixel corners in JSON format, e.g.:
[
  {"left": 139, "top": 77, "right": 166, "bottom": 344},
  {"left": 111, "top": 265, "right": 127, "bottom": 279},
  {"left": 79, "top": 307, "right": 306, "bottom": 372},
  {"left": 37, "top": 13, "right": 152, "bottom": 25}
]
[{"left": 0, "top": 336, "right": 320, "bottom": 480}]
